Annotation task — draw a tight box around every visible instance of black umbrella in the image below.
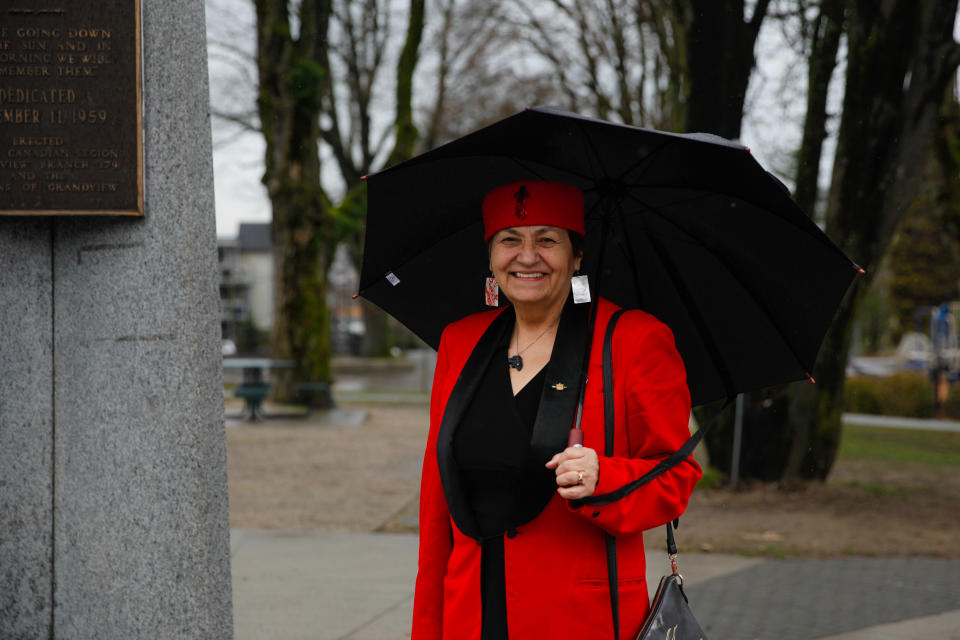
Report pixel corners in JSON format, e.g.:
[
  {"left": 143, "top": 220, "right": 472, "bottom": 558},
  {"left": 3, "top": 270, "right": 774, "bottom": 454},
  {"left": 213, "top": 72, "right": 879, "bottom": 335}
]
[{"left": 359, "top": 106, "right": 860, "bottom": 406}]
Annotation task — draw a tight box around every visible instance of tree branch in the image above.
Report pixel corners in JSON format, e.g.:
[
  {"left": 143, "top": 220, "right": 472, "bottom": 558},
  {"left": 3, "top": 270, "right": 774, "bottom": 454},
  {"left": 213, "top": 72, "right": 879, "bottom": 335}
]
[
  {"left": 385, "top": 0, "right": 426, "bottom": 168},
  {"left": 207, "top": 37, "right": 255, "bottom": 65},
  {"left": 747, "top": 0, "right": 773, "bottom": 37},
  {"left": 943, "top": 42, "right": 960, "bottom": 86},
  {"left": 568, "top": 0, "right": 612, "bottom": 119},
  {"left": 604, "top": 0, "right": 636, "bottom": 123},
  {"left": 507, "top": 1, "right": 581, "bottom": 109},
  {"left": 422, "top": 0, "right": 457, "bottom": 150},
  {"left": 211, "top": 109, "right": 261, "bottom": 133}
]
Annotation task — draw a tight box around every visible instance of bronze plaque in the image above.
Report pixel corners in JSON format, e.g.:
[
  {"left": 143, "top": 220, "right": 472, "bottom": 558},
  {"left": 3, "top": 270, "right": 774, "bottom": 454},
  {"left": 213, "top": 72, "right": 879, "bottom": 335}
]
[{"left": 0, "top": 1, "right": 142, "bottom": 215}]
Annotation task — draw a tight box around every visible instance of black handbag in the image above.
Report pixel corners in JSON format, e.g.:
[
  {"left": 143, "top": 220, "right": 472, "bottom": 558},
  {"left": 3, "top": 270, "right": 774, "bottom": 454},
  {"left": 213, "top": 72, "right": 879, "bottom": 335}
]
[
  {"left": 579, "top": 309, "right": 710, "bottom": 640},
  {"left": 634, "top": 523, "right": 707, "bottom": 640}
]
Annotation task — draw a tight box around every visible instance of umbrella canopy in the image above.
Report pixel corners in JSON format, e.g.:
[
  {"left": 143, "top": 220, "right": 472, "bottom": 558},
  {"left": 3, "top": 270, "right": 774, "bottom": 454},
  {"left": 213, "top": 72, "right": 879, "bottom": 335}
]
[{"left": 359, "top": 106, "right": 859, "bottom": 406}]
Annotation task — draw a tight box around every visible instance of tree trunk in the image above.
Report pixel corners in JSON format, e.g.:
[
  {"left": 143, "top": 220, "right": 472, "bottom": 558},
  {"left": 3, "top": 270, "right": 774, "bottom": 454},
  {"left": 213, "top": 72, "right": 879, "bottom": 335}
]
[
  {"left": 779, "top": 0, "right": 846, "bottom": 483},
  {"left": 802, "top": 0, "right": 960, "bottom": 479},
  {"left": 386, "top": 0, "right": 425, "bottom": 168},
  {"left": 256, "top": 0, "right": 336, "bottom": 406},
  {"left": 685, "top": 0, "right": 771, "bottom": 138},
  {"left": 793, "top": 0, "right": 844, "bottom": 218},
  {"left": 269, "top": 192, "right": 334, "bottom": 405},
  {"left": 713, "top": 0, "right": 960, "bottom": 484}
]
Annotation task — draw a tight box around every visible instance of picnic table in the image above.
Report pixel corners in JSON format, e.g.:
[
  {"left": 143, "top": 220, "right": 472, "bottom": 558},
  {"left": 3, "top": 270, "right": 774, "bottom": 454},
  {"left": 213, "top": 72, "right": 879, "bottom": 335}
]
[
  {"left": 223, "top": 358, "right": 331, "bottom": 420},
  {"left": 223, "top": 358, "right": 293, "bottom": 421}
]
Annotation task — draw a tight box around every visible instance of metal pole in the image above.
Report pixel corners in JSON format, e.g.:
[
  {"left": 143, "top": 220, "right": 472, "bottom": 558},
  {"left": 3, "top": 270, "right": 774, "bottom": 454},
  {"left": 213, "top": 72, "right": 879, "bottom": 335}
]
[
  {"left": 730, "top": 393, "right": 744, "bottom": 486},
  {"left": 421, "top": 349, "right": 429, "bottom": 393}
]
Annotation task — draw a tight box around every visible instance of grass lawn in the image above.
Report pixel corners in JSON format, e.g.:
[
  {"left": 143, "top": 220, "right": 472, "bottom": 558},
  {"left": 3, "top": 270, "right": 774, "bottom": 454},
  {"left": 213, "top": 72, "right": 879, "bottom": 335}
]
[
  {"left": 676, "top": 420, "right": 960, "bottom": 556},
  {"left": 837, "top": 423, "right": 960, "bottom": 468}
]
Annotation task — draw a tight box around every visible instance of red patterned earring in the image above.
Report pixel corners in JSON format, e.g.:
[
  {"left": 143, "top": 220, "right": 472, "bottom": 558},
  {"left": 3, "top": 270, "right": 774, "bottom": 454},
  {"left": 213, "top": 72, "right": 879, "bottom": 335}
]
[{"left": 485, "top": 273, "right": 499, "bottom": 306}]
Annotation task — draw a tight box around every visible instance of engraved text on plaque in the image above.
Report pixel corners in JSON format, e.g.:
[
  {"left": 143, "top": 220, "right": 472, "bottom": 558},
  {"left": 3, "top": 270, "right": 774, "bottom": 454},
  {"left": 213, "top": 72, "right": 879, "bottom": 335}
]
[{"left": 0, "top": 2, "right": 142, "bottom": 215}]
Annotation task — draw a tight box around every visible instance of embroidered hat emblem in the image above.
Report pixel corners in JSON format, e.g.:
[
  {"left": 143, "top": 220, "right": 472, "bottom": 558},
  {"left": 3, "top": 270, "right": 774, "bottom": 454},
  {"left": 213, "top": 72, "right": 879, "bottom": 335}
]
[
  {"left": 482, "top": 181, "right": 584, "bottom": 241},
  {"left": 513, "top": 185, "right": 530, "bottom": 220}
]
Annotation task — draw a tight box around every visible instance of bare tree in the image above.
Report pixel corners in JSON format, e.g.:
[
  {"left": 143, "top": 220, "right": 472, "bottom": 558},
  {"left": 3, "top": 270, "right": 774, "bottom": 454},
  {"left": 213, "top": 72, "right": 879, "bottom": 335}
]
[
  {"left": 702, "top": 0, "right": 847, "bottom": 482},
  {"left": 221, "top": 0, "right": 426, "bottom": 396},
  {"left": 419, "top": 0, "right": 530, "bottom": 147},
  {"left": 800, "top": 0, "right": 960, "bottom": 477},
  {"left": 497, "top": 0, "right": 777, "bottom": 136},
  {"left": 792, "top": 0, "right": 844, "bottom": 217},
  {"left": 502, "top": 0, "right": 691, "bottom": 129},
  {"left": 708, "top": 0, "right": 960, "bottom": 484},
  {"left": 320, "top": 0, "right": 426, "bottom": 356},
  {"left": 254, "top": 0, "right": 335, "bottom": 402},
  {"left": 685, "top": 0, "right": 773, "bottom": 138},
  {"left": 207, "top": 0, "right": 261, "bottom": 144}
]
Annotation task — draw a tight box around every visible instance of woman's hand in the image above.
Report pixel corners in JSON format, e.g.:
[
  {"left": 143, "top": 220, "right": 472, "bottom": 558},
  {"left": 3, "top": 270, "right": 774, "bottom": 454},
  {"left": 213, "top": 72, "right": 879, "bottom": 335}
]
[{"left": 546, "top": 446, "right": 599, "bottom": 500}]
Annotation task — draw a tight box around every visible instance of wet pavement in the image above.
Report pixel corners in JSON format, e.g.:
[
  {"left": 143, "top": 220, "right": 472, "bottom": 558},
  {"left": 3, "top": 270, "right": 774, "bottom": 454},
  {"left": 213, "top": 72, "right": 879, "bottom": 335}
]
[
  {"left": 230, "top": 529, "right": 960, "bottom": 640},
  {"left": 228, "top": 351, "right": 960, "bottom": 639}
]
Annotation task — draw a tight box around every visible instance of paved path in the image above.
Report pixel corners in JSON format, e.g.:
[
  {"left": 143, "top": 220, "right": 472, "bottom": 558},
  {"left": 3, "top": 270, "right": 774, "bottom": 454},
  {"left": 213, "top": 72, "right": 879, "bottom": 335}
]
[
  {"left": 689, "top": 556, "right": 960, "bottom": 639},
  {"left": 230, "top": 530, "right": 960, "bottom": 640},
  {"left": 231, "top": 531, "right": 418, "bottom": 640},
  {"left": 228, "top": 359, "right": 960, "bottom": 638},
  {"left": 842, "top": 413, "right": 960, "bottom": 432}
]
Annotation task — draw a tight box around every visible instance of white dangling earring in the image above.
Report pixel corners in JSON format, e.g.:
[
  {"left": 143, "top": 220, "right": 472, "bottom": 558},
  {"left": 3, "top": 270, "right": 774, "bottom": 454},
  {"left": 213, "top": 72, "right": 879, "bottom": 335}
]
[
  {"left": 571, "top": 270, "right": 591, "bottom": 304},
  {"left": 485, "top": 275, "right": 500, "bottom": 307}
]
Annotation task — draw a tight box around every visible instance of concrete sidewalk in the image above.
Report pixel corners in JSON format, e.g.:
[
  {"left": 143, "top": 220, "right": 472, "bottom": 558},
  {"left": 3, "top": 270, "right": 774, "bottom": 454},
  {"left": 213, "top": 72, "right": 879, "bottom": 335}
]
[
  {"left": 231, "top": 530, "right": 417, "bottom": 640},
  {"left": 230, "top": 529, "right": 960, "bottom": 640}
]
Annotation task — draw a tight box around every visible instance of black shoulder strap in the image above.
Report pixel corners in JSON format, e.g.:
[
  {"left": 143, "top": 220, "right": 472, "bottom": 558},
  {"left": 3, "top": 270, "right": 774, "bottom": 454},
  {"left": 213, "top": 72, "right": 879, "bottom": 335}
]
[
  {"left": 597, "top": 309, "right": 728, "bottom": 639},
  {"left": 575, "top": 397, "right": 731, "bottom": 508},
  {"left": 602, "top": 309, "right": 625, "bottom": 640},
  {"left": 602, "top": 309, "right": 625, "bottom": 458}
]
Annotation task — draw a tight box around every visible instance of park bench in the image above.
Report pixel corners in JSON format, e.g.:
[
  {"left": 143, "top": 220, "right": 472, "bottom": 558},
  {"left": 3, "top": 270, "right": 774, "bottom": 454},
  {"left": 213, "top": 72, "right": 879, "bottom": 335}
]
[
  {"left": 233, "top": 381, "right": 271, "bottom": 421},
  {"left": 224, "top": 358, "right": 334, "bottom": 420}
]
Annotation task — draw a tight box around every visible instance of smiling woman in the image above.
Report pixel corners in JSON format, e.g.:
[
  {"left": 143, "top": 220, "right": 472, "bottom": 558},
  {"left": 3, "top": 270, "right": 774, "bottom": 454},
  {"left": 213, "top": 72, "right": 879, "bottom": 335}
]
[
  {"left": 489, "top": 226, "right": 581, "bottom": 310},
  {"left": 412, "top": 179, "right": 702, "bottom": 640},
  {"left": 484, "top": 182, "right": 585, "bottom": 395},
  {"left": 489, "top": 225, "right": 581, "bottom": 381}
]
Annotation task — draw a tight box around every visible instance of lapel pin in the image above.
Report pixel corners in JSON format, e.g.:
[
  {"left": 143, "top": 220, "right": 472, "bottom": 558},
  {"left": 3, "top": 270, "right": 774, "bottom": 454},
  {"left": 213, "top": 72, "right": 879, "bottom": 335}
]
[{"left": 552, "top": 382, "right": 566, "bottom": 391}]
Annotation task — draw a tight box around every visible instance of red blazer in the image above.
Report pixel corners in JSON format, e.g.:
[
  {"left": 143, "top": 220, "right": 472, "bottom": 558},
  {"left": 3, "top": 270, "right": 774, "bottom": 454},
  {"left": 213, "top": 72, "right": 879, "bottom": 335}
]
[{"left": 412, "top": 298, "right": 701, "bottom": 640}]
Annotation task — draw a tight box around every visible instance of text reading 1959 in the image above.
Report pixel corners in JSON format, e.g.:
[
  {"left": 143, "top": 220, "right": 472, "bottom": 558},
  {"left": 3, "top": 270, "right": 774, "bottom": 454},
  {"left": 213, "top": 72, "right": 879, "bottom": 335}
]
[{"left": 0, "top": 2, "right": 142, "bottom": 215}]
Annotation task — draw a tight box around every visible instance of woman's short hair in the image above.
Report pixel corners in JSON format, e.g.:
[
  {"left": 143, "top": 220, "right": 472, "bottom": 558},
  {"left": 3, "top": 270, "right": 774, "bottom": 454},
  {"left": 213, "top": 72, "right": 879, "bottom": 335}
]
[{"left": 568, "top": 231, "right": 585, "bottom": 258}]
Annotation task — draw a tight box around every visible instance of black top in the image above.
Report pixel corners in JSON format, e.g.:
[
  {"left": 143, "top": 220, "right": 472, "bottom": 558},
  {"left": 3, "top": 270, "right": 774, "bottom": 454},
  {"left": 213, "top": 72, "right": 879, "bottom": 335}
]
[{"left": 452, "top": 339, "right": 555, "bottom": 639}]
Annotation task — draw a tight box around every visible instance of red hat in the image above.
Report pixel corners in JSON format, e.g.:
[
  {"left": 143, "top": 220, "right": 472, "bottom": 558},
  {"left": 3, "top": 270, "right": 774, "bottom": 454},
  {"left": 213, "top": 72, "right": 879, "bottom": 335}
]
[{"left": 482, "top": 181, "right": 585, "bottom": 242}]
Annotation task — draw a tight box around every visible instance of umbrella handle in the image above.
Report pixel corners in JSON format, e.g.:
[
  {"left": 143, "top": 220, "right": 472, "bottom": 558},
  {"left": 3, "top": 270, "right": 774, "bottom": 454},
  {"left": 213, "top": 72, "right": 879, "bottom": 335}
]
[{"left": 567, "top": 428, "right": 583, "bottom": 448}]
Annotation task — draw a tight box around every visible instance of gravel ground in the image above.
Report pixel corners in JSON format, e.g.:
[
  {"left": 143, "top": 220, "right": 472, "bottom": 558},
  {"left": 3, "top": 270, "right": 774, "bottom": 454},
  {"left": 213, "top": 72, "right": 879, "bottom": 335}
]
[
  {"left": 226, "top": 402, "right": 960, "bottom": 557},
  {"left": 676, "top": 466, "right": 960, "bottom": 557},
  {"left": 226, "top": 403, "right": 428, "bottom": 532}
]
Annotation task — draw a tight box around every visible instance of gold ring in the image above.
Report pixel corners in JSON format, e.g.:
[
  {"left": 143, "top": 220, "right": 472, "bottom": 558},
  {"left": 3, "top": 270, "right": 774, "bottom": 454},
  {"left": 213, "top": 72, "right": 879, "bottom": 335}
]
[{"left": 577, "top": 471, "right": 584, "bottom": 485}]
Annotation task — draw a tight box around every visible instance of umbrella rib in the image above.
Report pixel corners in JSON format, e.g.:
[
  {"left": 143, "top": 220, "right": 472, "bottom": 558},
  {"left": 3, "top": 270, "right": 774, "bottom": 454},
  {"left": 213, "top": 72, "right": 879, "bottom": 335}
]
[
  {"left": 506, "top": 155, "right": 598, "bottom": 186},
  {"left": 609, "top": 199, "right": 644, "bottom": 310},
  {"left": 357, "top": 221, "right": 483, "bottom": 291},
  {"left": 576, "top": 121, "right": 612, "bottom": 184},
  {"left": 621, "top": 204, "right": 740, "bottom": 399},
  {"left": 602, "top": 131, "right": 856, "bottom": 270},
  {"left": 582, "top": 197, "right": 605, "bottom": 225},
  {"left": 612, "top": 139, "right": 678, "bottom": 186},
  {"left": 625, "top": 192, "right": 815, "bottom": 375},
  {"left": 625, "top": 184, "right": 854, "bottom": 266}
]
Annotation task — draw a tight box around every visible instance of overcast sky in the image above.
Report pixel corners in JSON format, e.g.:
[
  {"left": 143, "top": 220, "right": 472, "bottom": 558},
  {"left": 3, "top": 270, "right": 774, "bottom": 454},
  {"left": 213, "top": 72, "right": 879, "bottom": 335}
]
[{"left": 205, "top": 3, "right": 960, "bottom": 240}]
